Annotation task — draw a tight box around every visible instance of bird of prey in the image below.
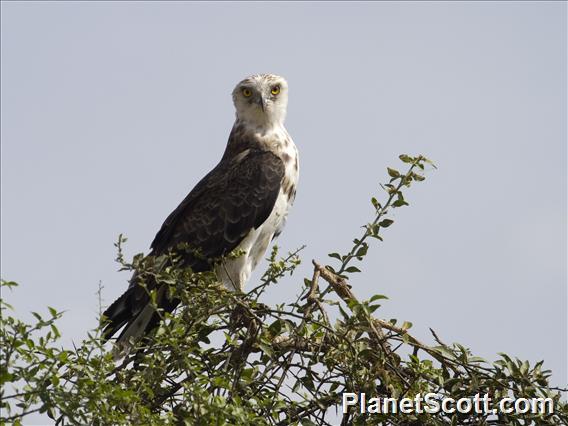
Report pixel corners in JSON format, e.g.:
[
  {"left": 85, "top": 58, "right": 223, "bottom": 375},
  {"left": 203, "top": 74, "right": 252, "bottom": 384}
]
[{"left": 102, "top": 74, "right": 299, "bottom": 353}]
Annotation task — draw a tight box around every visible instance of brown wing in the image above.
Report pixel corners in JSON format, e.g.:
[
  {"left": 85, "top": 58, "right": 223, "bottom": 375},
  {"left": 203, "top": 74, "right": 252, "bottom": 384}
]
[
  {"left": 102, "top": 149, "right": 285, "bottom": 340},
  {"left": 149, "top": 148, "right": 285, "bottom": 271}
]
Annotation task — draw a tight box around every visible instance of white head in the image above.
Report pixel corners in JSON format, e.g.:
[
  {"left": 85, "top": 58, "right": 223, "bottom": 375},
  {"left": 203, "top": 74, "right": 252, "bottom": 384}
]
[{"left": 232, "top": 74, "right": 289, "bottom": 128}]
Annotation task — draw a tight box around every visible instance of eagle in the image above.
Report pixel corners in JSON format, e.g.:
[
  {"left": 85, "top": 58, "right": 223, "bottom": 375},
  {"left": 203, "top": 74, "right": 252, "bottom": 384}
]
[{"left": 102, "top": 74, "right": 299, "bottom": 354}]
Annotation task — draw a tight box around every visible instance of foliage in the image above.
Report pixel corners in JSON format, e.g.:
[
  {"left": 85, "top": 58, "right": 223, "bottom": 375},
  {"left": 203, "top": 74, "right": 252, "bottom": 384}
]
[{"left": 1, "top": 155, "right": 567, "bottom": 425}]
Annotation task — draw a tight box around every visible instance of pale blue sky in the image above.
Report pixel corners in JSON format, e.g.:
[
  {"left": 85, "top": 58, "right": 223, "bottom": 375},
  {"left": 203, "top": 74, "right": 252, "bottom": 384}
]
[{"left": 1, "top": 2, "right": 566, "bottom": 423}]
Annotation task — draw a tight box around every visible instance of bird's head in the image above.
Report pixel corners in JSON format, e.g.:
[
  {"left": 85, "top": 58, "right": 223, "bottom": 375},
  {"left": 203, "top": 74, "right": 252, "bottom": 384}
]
[{"left": 232, "top": 74, "right": 288, "bottom": 129}]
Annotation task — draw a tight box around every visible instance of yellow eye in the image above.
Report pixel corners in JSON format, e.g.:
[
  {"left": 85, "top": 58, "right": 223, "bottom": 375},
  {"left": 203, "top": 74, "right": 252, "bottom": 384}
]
[
  {"left": 242, "top": 88, "right": 252, "bottom": 97},
  {"left": 271, "top": 85, "right": 280, "bottom": 95}
]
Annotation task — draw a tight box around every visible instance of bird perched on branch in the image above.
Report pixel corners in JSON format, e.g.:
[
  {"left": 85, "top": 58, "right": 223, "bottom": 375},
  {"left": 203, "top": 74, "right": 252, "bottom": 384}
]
[{"left": 102, "top": 74, "right": 299, "bottom": 355}]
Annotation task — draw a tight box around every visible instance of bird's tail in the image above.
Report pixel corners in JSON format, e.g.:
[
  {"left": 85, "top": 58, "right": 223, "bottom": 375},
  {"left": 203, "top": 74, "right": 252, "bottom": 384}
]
[
  {"left": 112, "top": 303, "right": 155, "bottom": 359},
  {"left": 102, "top": 279, "right": 178, "bottom": 359}
]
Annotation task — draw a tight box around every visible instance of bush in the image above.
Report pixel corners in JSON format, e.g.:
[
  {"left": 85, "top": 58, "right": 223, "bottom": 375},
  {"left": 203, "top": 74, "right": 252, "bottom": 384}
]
[{"left": 2, "top": 155, "right": 566, "bottom": 425}]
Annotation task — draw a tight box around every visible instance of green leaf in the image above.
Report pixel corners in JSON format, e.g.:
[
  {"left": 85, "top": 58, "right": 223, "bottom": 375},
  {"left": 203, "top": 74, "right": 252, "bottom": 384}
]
[
  {"left": 379, "top": 219, "right": 394, "bottom": 228},
  {"left": 267, "top": 319, "right": 283, "bottom": 337},
  {"left": 1, "top": 280, "right": 19, "bottom": 289},
  {"left": 355, "top": 244, "right": 368, "bottom": 258},
  {"left": 387, "top": 167, "right": 400, "bottom": 178},
  {"left": 412, "top": 172, "right": 425, "bottom": 181},
  {"left": 328, "top": 252, "right": 342, "bottom": 260},
  {"left": 0, "top": 370, "right": 14, "bottom": 385},
  {"left": 392, "top": 198, "right": 409, "bottom": 207},
  {"left": 347, "top": 299, "right": 360, "bottom": 310},
  {"left": 369, "top": 294, "right": 388, "bottom": 302},
  {"left": 258, "top": 342, "right": 274, "bottom": 358},
  {"left": 392, "top": 193, "right": 408, "bottom": 207},
  {"left": 368, "top": 304, "right": 381, "bottom": 313}
]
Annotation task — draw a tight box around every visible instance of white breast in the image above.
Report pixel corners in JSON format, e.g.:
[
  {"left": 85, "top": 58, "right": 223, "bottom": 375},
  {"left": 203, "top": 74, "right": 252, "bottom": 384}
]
[{"left": 216, "top": 128, "right": 298, "bottom": 291}]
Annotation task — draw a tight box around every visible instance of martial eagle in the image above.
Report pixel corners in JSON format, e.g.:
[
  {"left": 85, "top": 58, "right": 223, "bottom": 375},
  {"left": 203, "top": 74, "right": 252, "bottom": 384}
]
[{"left": 102, "top": 74, "right": 299, "bottom": 354}]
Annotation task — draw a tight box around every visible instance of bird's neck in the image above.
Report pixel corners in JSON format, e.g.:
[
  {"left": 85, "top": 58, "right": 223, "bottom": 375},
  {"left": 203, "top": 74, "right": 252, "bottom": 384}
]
[
  {"left": 234, "top": 116, "right": 284, "bottom": 135},
  {"left": 221, "top": 120, "right": 289, "bottom": 162}
]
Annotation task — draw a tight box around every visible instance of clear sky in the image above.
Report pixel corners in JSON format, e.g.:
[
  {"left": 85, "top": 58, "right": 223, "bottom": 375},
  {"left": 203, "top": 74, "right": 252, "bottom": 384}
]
[{"left": 1, "top": 2, "right": 566, "bottom": 423}]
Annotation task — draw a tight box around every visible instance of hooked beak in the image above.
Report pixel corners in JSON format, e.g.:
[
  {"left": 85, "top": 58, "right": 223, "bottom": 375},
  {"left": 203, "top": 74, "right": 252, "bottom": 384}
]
[{"left": 256, "top": 95, "right": 266, "bottom": 112}]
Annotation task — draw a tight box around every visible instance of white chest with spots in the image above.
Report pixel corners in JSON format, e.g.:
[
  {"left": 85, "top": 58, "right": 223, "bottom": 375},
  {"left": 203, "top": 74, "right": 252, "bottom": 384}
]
[{"left": 216, "top": 127, "right": 299, "bottom": 291}]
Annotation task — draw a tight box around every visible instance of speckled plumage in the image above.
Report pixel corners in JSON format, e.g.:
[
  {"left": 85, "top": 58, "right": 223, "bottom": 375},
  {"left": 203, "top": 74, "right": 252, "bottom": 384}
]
[{"left": 103, "top": 74, "right": 298, "bottom": 354}]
